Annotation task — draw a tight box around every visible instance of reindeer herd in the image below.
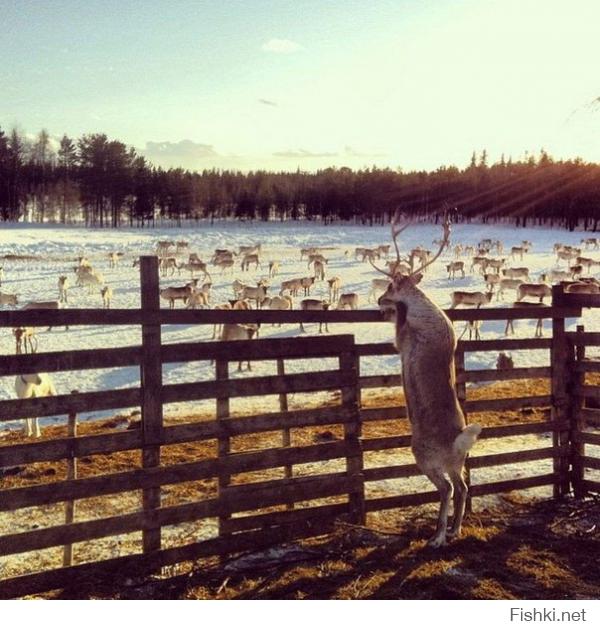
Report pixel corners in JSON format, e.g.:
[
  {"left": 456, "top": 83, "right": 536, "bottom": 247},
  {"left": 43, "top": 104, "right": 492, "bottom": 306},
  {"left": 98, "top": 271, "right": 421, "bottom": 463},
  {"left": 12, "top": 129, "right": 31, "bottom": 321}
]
[
  {"left": 442, "top": 236, "right": 600, "bottom": 339},
  {"left": 1, "top": 231, "right": 599, "bottom": 354},
  {"left": 1, "top": 229, "right": 599, "bottom": 440}
]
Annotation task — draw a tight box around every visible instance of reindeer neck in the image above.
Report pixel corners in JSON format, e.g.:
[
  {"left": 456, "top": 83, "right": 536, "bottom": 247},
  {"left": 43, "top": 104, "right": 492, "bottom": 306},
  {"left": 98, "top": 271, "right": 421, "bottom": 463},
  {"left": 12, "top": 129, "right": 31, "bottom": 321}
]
[{"left": 394, "top": 284, "right": 454, "bottom": 353}]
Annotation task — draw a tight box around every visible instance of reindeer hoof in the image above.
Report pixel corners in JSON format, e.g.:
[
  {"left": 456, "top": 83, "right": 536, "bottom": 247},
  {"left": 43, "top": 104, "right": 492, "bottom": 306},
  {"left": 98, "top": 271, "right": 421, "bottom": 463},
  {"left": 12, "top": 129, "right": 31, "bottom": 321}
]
[
  {"left": 446, "top": 528, "right": 461, "bottom": 540},
  {"left": 427, "top": 535, "right": 448, "bottom": 548}
]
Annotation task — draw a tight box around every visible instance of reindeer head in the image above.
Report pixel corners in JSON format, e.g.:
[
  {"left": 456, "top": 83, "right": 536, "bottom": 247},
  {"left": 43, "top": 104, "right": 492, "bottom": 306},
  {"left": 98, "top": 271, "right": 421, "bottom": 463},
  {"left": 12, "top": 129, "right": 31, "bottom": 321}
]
[
  {"left": 377, "top": 274, "right": 422, "bottom": 323},
  {"left": 22, "top": 373, "right": 43, "bottom": 385},
  {"left": 373, "top": 211, "right": 451, "bottom": 323}
]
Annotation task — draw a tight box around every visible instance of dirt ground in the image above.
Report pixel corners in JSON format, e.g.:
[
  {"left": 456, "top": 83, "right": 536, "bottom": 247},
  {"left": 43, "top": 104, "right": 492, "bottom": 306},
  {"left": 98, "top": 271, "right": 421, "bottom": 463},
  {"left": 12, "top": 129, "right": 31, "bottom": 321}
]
[
  {"left": 2, "top": 378, "right": 600, "bottom": 600},
  {"left": 45, "top": 494, "right": 600, "bottom": 600}
]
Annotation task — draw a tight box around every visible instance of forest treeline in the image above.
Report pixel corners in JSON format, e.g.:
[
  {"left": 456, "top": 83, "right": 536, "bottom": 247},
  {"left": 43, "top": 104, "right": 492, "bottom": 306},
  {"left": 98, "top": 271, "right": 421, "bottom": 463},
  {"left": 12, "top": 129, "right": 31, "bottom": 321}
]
[{"left": 0, "top": 126, "right": 599, "bottom": 229}]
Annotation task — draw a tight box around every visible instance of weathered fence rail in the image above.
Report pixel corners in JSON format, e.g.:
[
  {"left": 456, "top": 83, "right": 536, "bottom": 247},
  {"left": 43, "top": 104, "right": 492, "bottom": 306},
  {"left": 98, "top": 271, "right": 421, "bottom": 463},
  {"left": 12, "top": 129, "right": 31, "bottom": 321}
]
[{"left": 0, "top": 260, "right": 598, "bottom": 598}]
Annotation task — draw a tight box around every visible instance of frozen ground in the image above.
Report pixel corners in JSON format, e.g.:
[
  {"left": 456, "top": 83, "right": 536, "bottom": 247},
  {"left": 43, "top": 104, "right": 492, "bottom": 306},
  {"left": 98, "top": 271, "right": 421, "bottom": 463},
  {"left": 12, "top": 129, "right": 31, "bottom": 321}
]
[
  {"left": 2, "top": 220, "right": 599, "bottom": 579},
  {"left": 0, "top": 219, "right": 599, "bottom": 429}
]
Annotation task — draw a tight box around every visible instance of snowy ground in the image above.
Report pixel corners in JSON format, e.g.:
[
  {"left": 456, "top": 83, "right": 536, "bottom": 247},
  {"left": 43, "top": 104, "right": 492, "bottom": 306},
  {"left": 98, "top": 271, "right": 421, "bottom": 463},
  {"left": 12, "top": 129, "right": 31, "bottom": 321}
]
[
  {"left": 2, "top": 220, "right": 600, "bottom": 580},
  {"left": 0, "top": 219, "right": 599, "bottom": 429}
]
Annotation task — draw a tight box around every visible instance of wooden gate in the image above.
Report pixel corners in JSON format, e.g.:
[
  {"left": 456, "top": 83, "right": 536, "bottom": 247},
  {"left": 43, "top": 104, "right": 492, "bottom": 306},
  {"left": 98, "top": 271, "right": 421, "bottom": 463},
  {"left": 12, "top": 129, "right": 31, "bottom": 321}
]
[{"left": 0, "top": 331, "right": 363, "bottom": 598}]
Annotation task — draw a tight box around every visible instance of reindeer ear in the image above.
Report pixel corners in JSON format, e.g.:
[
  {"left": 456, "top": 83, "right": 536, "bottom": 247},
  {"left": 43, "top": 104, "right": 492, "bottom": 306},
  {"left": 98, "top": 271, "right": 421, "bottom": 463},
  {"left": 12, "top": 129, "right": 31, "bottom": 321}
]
[{"left": 411, "top": 273, "right": 423, "bottom": 285}]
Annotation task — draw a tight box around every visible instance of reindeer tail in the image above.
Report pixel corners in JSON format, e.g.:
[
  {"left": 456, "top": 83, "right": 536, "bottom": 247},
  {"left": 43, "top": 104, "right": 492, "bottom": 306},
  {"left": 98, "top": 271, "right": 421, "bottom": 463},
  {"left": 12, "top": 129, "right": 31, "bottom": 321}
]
[{"left": 453, "top": 423, "right": 482, "bottom": 457}]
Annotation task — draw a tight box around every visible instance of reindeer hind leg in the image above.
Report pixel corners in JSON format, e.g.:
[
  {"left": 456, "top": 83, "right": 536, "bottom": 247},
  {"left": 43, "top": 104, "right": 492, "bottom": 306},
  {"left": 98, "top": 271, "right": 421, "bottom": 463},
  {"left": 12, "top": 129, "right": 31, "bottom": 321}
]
[
  {"left": 421, "top": 467, "right": 453, "bottom": 548},
  {"left": 447, "top": 467, "right": 468, "bottom": 540}
]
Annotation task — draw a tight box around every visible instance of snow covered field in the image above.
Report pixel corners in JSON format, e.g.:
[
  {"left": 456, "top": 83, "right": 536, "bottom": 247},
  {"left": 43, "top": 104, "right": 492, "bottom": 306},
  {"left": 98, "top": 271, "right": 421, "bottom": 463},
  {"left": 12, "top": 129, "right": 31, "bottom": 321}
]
[
  {"left": 2, "top": 220, "right": 600, "bottom": 572},
  {"left": 1, "top": 220, "right": 599, "bottom": 429}
]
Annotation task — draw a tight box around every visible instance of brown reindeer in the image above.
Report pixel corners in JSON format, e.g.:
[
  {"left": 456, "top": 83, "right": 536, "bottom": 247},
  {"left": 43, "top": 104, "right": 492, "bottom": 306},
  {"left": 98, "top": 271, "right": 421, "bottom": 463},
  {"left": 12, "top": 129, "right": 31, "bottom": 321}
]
[{"left": 374, "top": 214, "right": 481, "bottom": 547}]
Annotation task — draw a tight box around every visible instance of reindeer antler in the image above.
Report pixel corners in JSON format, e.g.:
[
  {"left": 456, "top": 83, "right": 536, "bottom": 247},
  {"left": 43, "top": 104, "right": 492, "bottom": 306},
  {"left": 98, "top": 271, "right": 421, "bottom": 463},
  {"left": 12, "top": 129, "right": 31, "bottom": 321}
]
[
  {"left": 369, "top": 209, "right": 412, "bottom": 277},
  {"left": 390, "top": 208, "right": 412, "bottom": 263},
  {"left": 368, "top": 256, "right": 393, "bottom": 277},
  {"left": 411, "top": 213, "right": 451, "bottom": 277}
]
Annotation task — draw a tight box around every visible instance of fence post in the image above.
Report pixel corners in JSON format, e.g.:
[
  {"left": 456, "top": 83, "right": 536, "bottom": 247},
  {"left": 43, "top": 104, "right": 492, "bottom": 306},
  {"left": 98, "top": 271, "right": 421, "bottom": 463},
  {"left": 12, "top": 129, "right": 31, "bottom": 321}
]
[
  {"left": 216, "top": 359, "right": 231, "bottom": 536},
  {"left": 551, "top": 284, "right": 571, "bottom": 498},
  {"left": 277, "top": 358, "right": 294, "bottom": 509},
  {"left": 339, "top": 345, "right": 365, "bottom": 525},
  {"left": 455, "top": 348, "right": 473, "bottom": 512},
  {"left": 140, "top": 256, "right": 163, "bottom": 553},
  {"left": 63, "top": 392, "right": 79, "bottom": 567},
  {"left": 571, "top": 324, "right": 586, "bottom": 498}
]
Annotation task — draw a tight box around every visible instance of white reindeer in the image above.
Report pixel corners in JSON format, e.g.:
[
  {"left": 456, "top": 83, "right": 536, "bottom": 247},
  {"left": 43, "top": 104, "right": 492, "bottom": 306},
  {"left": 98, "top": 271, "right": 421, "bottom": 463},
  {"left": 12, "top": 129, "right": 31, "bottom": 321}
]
[
  {"left": 159, "top": 256, "right": 178, "bottom": 276},
  {"left": 178, "top": 260, "right": 211, "bottom": 281},
  {"left": 220, "top": 323, "right": 260, "bottom": 371},
  {"left": 238, "top": 244, "right": 261, "bottom": 257},
  {"left": 502, "top": 267, "right": 530, "bottom": 282},
  {"left": 336, "top": 293, "right": 359, "bottom": 310},
  {"left": 299, "top": 299, "right": 330, "bottom": 333},
  {"left": 268, "top": 261, "right": 280, "bottom": 278},
  {"left": 14, "top": 373, "right": 57, "bottom": 438},
  {"left": 581, "top": 237, "right": 599, "bottom": 250},
  {"left": 450, "top": 291, "right": 494, "bottom": 309},
  {"left": 483, "top": 273, "right": 501, "bottom": 294},
  {"left": 300, "top": 276, "right": 316, "bottom": 296},
  {"left": 497, "top": 278, "right": 523, "bottom": 299},
  {"left": 308, "top": 253, "right": 329, "bottom": 268},
  {"left": 505, "top": 302, "right": 547, "bottom": 338},
  {"left": 21, "top": 300, "right": 68, "bottom": 331},
  {"left": 328, "top": 277, "right": 342, "bottom": 303},
  {"left": 107, "top": 252, "right": 123, "bottom": 268},
  {"left": 156, "top": 240, "right": 175, "bottom": 257},
  {"left": 280, "top": 278, "right": 303, "bottom": 297},
  {"left": 516, "top": 283, "right": 551, "bottom": 303},
  {"left": 369, "top": 278, "right": 389, "bottom": 303},
  {"left": 211, "top": 300, "right": 252, "bottom": 340},
  {"left": 510, "top": 245, "right": 529, "bottom": 261},
  {"left": 58, "top": 275, "right": 69, "bottom": 303},
  {"left": 186, "top": 289, "right": 210, "bottom": 309},
  {"left": 101, "top": 285, "right": 113, "bottom": 308},
  {"left": 241, "top": 253, "right": 261, "bottom": 272},
  {"left": 13, "top": 327, "right": 38, "bottom": 354},
  {"left": 564, "top": 281, "right": 600, "bottom": 295},
  {"left": 159, "top": 284, "right": 194, "bottom": 308},
  {"left": 260, "top": 295, "right": 292, "bottom": 326},
  {"left": 377, "top": 244, "right": 391, "bottom": 258},
  {"left": 449, "top": 290, "right": 493, "bottom": 341},
  {"left": 313, "top": 260, "right": 326, "bottom": 281},
  {"left": 76, "top": 268, "right": 105, "bottom": 292},
  {"left": 446, "top": 261, "right": 465, "bottom": 279},
  {"left": 0, "top": 291, "right": 18, "bottom": 307},
  {"left": 485, "top": 258, "right": 505, "bottom": 274},
  {"left": 239, "top": 283, "right": 269, "bottom": 309},
  {"left": 214, "top": 257, "right": 235, "bottom": 274},
  {"left": 539, "top": 270, "right": 571, "bottom": 284},
  {"left": 575, "top": 256, "right": 600, "bottom": 273}
]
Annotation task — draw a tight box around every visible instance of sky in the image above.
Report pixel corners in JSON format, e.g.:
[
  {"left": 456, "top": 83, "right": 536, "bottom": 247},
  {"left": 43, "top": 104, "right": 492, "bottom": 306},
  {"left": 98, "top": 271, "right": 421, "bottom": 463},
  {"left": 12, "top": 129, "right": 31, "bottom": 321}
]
[{"left": 1, "top": 0, "right": 598, "bottom": 172}]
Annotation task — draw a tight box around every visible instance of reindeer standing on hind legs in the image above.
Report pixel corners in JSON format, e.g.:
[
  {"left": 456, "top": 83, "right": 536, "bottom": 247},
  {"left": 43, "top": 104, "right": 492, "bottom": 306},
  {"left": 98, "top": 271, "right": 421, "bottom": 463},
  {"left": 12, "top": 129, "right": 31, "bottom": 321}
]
[{"left": 372, "top": 212, "right": 482, "bottom": 547}]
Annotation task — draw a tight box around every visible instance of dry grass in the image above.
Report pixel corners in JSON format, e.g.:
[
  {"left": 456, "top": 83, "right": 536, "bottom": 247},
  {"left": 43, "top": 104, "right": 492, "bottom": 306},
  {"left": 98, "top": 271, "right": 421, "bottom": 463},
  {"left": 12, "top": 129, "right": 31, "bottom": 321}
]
[
  {"left": 1, "top": 377, "right": 599, "bottom": 600},
  {"left": 45, "top": 496, "right": 600, "bottom": 600}
]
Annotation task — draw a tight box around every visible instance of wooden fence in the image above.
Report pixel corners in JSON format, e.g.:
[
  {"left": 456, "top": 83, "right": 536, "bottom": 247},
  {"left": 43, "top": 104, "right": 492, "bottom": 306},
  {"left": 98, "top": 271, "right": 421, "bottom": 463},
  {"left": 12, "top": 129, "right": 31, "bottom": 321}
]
[{"left": 0, "top": 259, "right": 598, "bottom": 598}]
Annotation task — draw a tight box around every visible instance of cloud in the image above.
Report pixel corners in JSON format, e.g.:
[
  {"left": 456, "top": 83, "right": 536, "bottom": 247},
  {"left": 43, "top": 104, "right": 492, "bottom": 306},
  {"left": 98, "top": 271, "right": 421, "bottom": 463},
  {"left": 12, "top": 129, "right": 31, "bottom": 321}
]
[
  {"left": 273, "top": 149, "right": 338, "bottom": 158},
  {"left": 144, "top": 139, "right": 219, "bottom": 160},
  {"left": 343, "top": 145, "right": 388, "bottom": 158},
  {"left": 272, "top": 146, "right": 388, "bottom": 160},
  {"left": 261, "top": 38, "right": 302, "bottom": 54},
  {"left": 258, "top": 98, "right": 278, "bottom": 107}
]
